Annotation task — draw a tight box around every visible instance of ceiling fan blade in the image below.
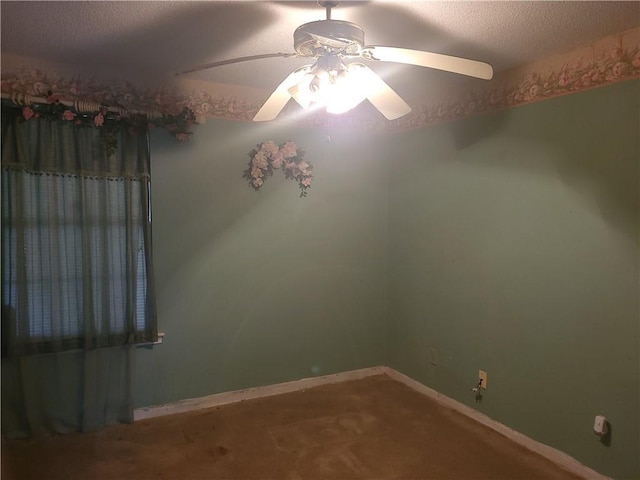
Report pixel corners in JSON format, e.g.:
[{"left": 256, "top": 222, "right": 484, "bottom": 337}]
[
  {"left": 253, "top": 65, "right": 313, "bottom": 121},
  {"left": 350, "top": 63, "right": 411, "bottom": 120},
  {"left": 177, "top": 53, "right": 297, "bottom": 76},
  {"left": 363, "top": 46, "right": 493, "bottom": 80}
]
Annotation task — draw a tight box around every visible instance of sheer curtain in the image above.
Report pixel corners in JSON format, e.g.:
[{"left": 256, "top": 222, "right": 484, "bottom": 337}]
[{"left": 1, "top": 107, "right": 157, "bottom": 435}]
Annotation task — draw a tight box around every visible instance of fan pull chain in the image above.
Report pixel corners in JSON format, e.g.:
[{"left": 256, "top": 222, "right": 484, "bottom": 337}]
[{"left": 325, "top": 111, "right": 333, "bottom": 143}]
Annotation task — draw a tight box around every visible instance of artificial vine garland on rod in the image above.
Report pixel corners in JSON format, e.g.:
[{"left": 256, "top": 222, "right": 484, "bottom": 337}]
[
  {"left": 243, "top": 141, "right": 313, "bottom": 197},
  {"left": 4, "top": 90, "right": 196, "bottom": 156}
]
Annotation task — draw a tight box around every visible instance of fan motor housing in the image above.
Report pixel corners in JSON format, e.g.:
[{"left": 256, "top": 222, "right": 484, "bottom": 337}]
[{"left": 294, "top": 20, "right": 364, "bottom": 57}]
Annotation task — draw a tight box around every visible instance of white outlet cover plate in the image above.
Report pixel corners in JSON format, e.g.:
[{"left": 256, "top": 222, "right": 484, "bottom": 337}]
[{"left": 479, "top": 370, "right": 487, "bottom": 389}]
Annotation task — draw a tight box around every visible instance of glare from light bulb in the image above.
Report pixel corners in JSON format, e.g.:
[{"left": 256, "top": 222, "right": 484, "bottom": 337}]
[
  {"left": 288, "top": 60, "right": 374, "bottom": 115},
  {"left": 326, "top": 64, "right": 370, "bottom": 114}
]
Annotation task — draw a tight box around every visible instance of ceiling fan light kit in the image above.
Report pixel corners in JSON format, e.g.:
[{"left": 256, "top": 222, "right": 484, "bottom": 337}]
[
  {"left": 181, "top": 1, "right": 494, "bottom": 122},
  {"left": 288, "top": 57, "right": 375, "bottom": 114}
]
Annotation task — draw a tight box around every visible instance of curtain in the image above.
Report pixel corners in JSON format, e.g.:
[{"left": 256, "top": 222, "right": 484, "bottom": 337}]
[
  {"left": 1, "top": 346, "right": 135, "bottom": 436},
  {"left": 1, "top": 106, "right": 157, "bottom": 435}
]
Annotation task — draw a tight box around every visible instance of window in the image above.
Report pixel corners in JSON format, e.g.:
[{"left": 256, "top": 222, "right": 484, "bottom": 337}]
[{"left": 1, "top": 110, "right": 157, "bottom": 356}]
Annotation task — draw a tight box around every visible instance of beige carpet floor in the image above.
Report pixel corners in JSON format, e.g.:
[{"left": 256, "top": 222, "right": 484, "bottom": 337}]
[{"left": 2, "top": 374, "right": 585, "bottom": 479}]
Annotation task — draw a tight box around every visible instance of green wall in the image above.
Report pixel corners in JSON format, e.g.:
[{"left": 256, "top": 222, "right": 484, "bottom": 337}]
[
  {"left": 387, "top": 81, "right": 639, "bottom": 479},
  {"left": 134, "top": 120, "right": 389, "bottom": 408},
  {"left": 135, "top": 81, "right": 638, "bottom": 478}
]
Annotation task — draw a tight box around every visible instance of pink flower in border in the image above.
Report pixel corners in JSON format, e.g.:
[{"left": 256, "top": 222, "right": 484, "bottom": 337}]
[
  {"left": 252, "top": 177, "right": 264, "bottom": 188},
  {"left": 94, "top": 113, "right": 104, "bottom": 127},
  {"left": 22, "top": 106, "right": 35, "bottom": 120},
  {"left": 47, "top": 93, "right": 59, "bottom": 104},
  {"left": 33, "top": 82, "right": 46, "bottom": 95},
  {"left": 62, "top": 110, "right": 76, "bottom": 121},
  {"left": 632, "top": 52, "right": 640, "bottom": 68},
  {"left": 175, "top": 133, "right": 190, "bottom": 142},
  {"left": 528, "top": 84, "right": 541, "bottom": 99},
  {"left": 558, "top": 70, "right": 571, "bottom": 87},
  {"left": 301, "top": 177, "right": 312, "bottom": 188},
  {"left": 610, "top": 46, "right": 623, "bottom": 62},
  {"left": 611, "top": 61, "right": 628, "bottom": 78}
]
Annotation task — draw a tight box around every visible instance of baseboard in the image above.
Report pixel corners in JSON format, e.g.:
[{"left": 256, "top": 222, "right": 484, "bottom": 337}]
[
  {"left": 382, "top": 367, "right": 610, "bottom": 480},
  {"left": 134, "top": 365, "right": 608, "bottom": 480},
  {"left": 134, "top": 366, "right": 386, "bottom": 421}
]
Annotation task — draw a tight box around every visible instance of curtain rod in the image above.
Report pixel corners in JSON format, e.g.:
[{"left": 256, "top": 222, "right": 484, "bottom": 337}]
[{"left": 1, "top": 92, "right": 163, "bottom": 121}]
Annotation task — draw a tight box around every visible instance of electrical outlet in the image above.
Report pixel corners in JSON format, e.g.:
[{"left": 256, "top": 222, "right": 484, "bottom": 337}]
[{"left": 478, "top": 370, "right": 487, "bottom": 389}]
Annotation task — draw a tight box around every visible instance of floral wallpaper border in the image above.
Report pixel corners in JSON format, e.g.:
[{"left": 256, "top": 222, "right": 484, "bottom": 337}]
[
  {"left": 2, "top": 27, "right": 639, "bottom": 133},
  {"left": 1, "top": 65, "right": 262, "bottom": 125}
]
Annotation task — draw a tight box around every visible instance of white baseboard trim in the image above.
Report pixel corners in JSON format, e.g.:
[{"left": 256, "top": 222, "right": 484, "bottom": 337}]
[
  {"left": 382, "top": 367, "right": 610, "bottom": 480},
  {"left": 134, "top": 365, "right": 608, "bottom": 480},
  {"left": 134, "top": 366, "right": 386, "bottom": 421}
]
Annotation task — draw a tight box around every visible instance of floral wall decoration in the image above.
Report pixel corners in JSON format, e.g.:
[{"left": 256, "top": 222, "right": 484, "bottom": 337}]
[{"left": 243, "top": 141, "right": 313, "bottom": 197}]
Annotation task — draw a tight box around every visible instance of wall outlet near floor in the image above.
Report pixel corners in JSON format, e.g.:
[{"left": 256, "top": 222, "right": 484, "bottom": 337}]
[{"left": 478, "top": 370, "right": 487, "bottom": 389}]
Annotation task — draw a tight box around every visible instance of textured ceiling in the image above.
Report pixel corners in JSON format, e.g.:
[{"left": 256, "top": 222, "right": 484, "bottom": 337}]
[{"left": 2, "top": 1, "right": 639, "bottom": 100}]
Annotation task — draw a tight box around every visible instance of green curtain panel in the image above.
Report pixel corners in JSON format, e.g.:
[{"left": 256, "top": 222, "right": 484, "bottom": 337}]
[
  {"left": 1, "top": 346, "right": 136, "bottom": 436},
  {"left": 1, "top": 107, "right": 157, "bottom": 435}
]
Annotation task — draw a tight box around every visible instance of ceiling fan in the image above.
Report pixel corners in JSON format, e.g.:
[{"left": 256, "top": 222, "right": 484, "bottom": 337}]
[{"left": 179, "top": 1, "right": 494, "bottom": 122}]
